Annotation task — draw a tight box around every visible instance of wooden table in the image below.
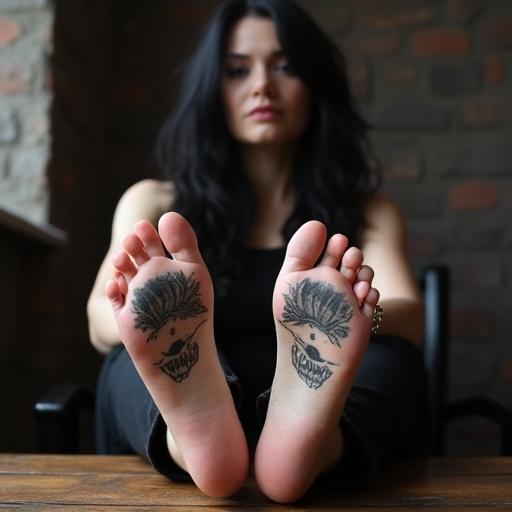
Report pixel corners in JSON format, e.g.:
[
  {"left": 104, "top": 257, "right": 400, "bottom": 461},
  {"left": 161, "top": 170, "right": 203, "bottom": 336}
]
[{"left": 0, "top": 455, "right": 511, "bottom": 510}]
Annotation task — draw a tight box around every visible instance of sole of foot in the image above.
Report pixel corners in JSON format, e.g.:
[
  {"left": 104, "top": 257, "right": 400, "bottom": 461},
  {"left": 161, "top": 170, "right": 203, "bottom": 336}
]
[
  {"left": 106, "top": 212, "right": 248, "bottom": 497},
  {"left": 255, "top": 221, "right": 379, "bottom": 503}
]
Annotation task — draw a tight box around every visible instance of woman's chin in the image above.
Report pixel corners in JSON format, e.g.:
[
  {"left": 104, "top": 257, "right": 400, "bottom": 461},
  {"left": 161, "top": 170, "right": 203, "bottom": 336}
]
[{"left": 236, "top": 132, "right": 300, "bottom": 147}]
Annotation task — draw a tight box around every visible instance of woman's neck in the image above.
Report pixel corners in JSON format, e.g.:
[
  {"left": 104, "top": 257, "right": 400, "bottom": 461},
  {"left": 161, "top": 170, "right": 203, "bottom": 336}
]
[{"left": 239, "top": 143, "right": 297, "bottom": 207}]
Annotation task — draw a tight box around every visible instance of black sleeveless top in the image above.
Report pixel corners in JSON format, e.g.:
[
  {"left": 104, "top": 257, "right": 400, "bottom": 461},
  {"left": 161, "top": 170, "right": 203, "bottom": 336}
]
[
  {"left": 213, "top": 246, "right": 285, "bottom": 378},
  {"left": 213, "top": 246, "right": 286, "bottom": 441}
]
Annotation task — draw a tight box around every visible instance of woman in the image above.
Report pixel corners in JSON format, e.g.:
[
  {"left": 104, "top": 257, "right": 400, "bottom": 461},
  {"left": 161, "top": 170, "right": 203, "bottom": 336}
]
[{"left": 87, "top": 0, "right": 425, "bottom": 503}]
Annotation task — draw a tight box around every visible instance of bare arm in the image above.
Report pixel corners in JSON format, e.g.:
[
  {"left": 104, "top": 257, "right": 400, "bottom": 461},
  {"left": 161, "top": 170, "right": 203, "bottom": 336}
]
[
  {"left": 359, "top": 194, "right": 424, "bottom": 346},
  {"left": 87, "top": 179, "right": 174, "bottom": 354}
]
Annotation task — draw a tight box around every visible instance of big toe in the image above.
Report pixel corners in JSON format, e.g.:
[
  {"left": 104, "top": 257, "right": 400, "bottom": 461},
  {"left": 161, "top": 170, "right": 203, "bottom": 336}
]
[
  {"left": 281, "top": 220, "right": 327, "bottom": 273},
  {"left": 158, "top": 212, "right": 205, "bottom": 265}
]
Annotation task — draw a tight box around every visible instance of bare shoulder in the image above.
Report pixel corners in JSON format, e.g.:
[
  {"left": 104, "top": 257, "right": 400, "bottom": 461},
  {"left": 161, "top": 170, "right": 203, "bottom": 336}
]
[
  {"left": 360, "top": 193, "right": 407, "bottom": 242},
  {"left": 119, "top": 179, "right": 174, "bottom": 208},
  {"left": 114, "top": 179, "right": 174, "bottom": 227},
  {"left": 363, "top": 193, "right": 403, "bottom": 223}
]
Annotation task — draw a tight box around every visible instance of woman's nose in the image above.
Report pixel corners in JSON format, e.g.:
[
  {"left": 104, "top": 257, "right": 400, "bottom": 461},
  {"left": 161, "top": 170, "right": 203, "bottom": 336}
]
[{"left": 252, "top": 66, "right": 275, "bottom": 98}]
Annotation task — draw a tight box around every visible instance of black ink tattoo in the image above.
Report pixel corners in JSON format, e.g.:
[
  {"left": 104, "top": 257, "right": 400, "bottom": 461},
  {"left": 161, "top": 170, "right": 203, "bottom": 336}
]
[
  {"left": 154, "top": 319, "right": 206, "bottom": 382},
  {"left": 282, "top": 278, "right": 352, "bottom": 346},
  {"left": 131, "top": 271, "right": 207, "bottom": 342},
  {"left": 280, "top": 321, "right": 339, "bottom": 390}
]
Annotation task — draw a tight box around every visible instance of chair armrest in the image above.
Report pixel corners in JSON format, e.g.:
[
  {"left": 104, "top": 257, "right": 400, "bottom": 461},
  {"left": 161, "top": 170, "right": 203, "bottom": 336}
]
[
  {"left": 33, "top": 383, "right": 95, "bottom": 453},
  {"left": 420, "top": 265, "right": 450, "bottom": 455},
  {"left": 446, "top": 396, "right": 512, "bottom": 455}
]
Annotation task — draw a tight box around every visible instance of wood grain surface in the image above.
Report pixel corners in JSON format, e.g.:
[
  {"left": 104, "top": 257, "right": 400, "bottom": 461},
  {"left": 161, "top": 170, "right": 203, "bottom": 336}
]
[{"left": 0, "top": 455, "right": 511, "bottom": 510}]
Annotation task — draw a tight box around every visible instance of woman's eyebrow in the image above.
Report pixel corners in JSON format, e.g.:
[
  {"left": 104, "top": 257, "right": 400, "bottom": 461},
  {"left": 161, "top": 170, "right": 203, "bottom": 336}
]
[
  {"left": 225, "top": 49, "right": 285, "bottom": 60},
  {"left": 225, "top": 53, "right": 249, "bottom": 60}
]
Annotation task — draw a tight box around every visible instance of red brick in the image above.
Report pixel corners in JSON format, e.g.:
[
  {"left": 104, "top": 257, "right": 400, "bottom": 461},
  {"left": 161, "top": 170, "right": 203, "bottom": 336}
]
[
  {"left": 451, "top": 306, "right": 493, "bottom": 340},
  {"left": 362, "top": 6, "right": 434, "bottom": 30},
  {"left": 484, "top": 55, "right": 504, "bottom": 84},
  {"left": 349, "top": 34, "right": 401, "bottom": 56},
  {"left": 450, "top": 181, "right": 498, "bottom": 210},
  {"left": 481, "top": 16, "right": 512, "bottom": 49},
  {"left": 0, "top": 16, "right": 20, "bottom": 45},
  {"left": 460, "top": 99, "right": 509, "bottom": 128},
  {"left": 383, "top": 149, "right": 422, "bottom": 182},
  {"left": 0, "top": 58, "right": 31, "bottom": 94},
  {"left": 413, "top": 29, "right": 470, "bottom": 56}
]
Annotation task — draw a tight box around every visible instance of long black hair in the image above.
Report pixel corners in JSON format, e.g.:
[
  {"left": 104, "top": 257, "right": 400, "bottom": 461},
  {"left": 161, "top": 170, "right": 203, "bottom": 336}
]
[{"left": 156, "top": 0, "right": 380, "bottom": 287}]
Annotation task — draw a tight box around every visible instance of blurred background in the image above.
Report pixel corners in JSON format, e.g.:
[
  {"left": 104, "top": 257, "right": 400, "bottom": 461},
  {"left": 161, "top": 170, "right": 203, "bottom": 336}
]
[{"left": 0, "top": 0, "right": 510, "bottom": 454}]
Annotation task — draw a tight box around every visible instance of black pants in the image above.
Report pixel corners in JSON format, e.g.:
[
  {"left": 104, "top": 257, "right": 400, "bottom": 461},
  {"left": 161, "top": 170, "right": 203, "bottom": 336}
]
[{"left": 96, "top": 336, "right": 428, "bottom": 489}]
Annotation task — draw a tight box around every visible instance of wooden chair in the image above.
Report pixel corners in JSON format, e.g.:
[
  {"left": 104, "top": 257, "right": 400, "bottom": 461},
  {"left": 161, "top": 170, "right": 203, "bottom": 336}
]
[{"left": 34, "top": 266, "right": 512, "bottom": 455}]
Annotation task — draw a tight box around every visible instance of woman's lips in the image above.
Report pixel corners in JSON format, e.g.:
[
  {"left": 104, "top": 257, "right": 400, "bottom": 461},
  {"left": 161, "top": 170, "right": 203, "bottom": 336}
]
[{"left": 249, "top": 106, "right": 282, "bottom": 121}]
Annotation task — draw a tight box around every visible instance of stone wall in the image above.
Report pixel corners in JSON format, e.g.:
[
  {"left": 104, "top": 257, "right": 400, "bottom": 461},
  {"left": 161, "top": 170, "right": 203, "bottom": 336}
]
[{"left": 0, "top": 0, "right": 52, "bottom": 222}]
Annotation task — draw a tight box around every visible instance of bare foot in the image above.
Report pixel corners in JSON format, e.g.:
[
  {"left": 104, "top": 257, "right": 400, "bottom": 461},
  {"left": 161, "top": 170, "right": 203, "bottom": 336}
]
[
  {"left": 106, "top": 212, "right": 248, "bottom": 497},
  {"left": 254, "top": 221, "right": 379, "bottom": 503}
]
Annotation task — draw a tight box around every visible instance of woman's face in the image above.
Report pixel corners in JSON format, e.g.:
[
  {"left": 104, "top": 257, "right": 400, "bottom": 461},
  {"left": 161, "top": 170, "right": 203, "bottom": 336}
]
[{"left": 221, "top": 16, "right": 311, "bottom": 146}]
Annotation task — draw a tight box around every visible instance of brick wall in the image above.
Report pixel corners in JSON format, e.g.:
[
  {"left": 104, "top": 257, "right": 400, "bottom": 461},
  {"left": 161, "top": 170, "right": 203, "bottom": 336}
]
[
  {"left": 314, "top": 0, "right": 511, "bottom": 453},
  {"left": 321, "top": 0, "right": 511, "bottom": 405},
  {"left": 0, "top": 0, "right": 52, "bottom": 222},
  {"left": 1, "top": 0, "right": 510, "bottom": 453}
]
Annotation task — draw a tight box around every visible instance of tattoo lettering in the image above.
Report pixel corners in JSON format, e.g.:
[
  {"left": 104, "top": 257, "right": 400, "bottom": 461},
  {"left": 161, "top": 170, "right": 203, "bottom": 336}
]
[
  {"left": 280, "top": 321, "right": 338, "bottom": 389},
  {"left": 154, "top": 319, "right": 206, "bottom": 382},
  {"left": 282, "top": 278, "right": 352, "bottom": 346},
  {"left": 131, "top": 271, "right": 207, "bottom": 342}
]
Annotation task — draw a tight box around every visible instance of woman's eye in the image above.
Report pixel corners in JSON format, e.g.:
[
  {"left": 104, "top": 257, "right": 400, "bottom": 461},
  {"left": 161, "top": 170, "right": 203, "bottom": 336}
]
[
  {"left": 225, "top": 66, "right": 248, "bottom": 78},
  {"left": 275, "top": 60, "right": 293, "bottom": 74}
]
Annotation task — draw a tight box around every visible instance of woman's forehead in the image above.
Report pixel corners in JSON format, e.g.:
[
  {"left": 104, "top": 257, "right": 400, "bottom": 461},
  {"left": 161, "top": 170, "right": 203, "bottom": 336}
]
[{"left": 225, "top": 16, "right": 282, "bottom": 56}]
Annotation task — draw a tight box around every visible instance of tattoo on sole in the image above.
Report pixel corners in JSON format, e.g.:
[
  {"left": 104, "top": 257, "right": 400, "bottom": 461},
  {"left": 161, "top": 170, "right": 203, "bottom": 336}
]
[
  {"left": 280, "top": 321, "right": 339, "bottom": 389},
  {"left": 282, "top": 277, "right": 352, "bottom": 347},
  {"left": 131, "top": 270, "right": 208, "bottom": 342},
  {"left": 154, "top": 319, "right": 206, "bottom": 382},
  {"left": 280, "top": 278, "right": 352, "bottom": 390}
]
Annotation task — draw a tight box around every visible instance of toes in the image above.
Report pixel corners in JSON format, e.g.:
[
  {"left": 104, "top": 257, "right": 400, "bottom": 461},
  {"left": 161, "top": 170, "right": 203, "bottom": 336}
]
[
  {"left": 122, "top": 233, "right": 150, "bottom": 266},
  {"left": 105, "top": 278, "right": 124, "bottom": 311},
  {"left": 340, "top": 247, "right": 363, "bottom": 283},
  {"left": 353, "top": 265, "right": 374, "bottom": 305},
  {"left": 133, "top": 220, "right": 165, "bottom": 258},
  {"left": 353, "top": 280, "right": 370, "bottom": 306},
  {"left": 281, "top": 221, "right": 327, "bottom": 273},
  {"left": 362, "top": 288, "right": 380, "bottom": 319},
  {"left": 356, "top": 265, "right": 374, "bottom": 284},
  {"left": 158, "top": 212, "right": 205, "bottom": 265},
  {"left": 115, "top": 271, "right": 128, "bottom": 296},
  {"left": 112, "top": 250, "right": 138, "bottom": 282},
  {"left": 318, "top": 234, "right": 348, "bottom": 269}
]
